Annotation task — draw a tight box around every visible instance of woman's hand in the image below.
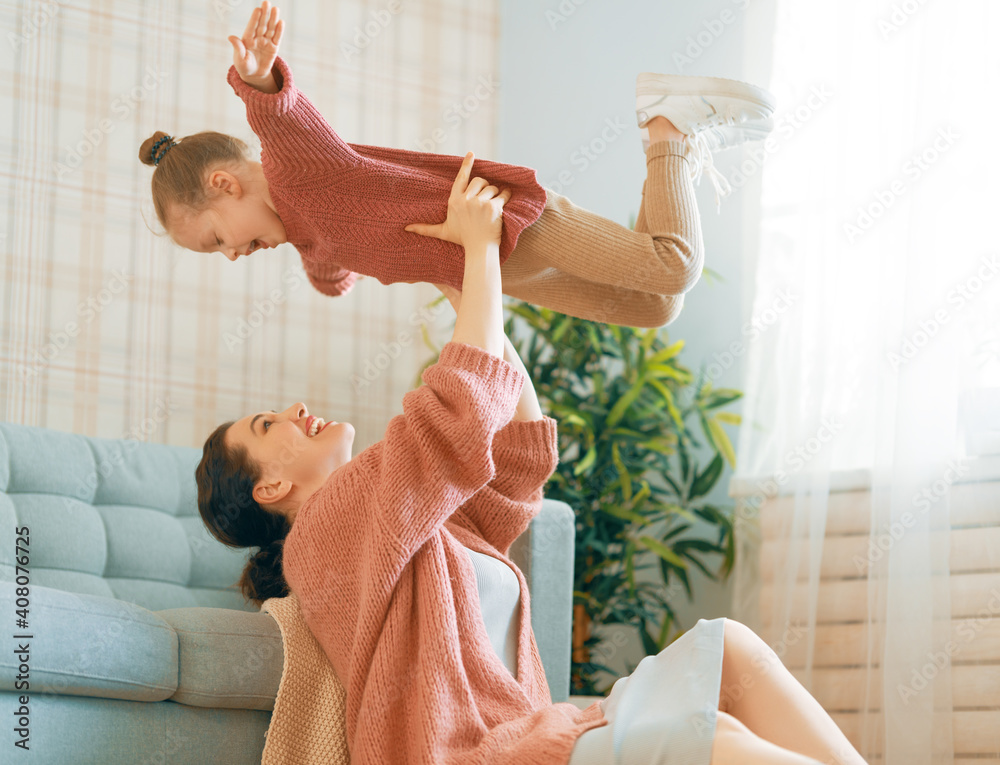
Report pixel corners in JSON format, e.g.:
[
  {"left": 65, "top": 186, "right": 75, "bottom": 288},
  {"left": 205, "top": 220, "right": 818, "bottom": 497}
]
[
  {"left": 406, "top": 152, "right": 511, "bottom": 249},
  {"left": 229, "top": 1, "right": 284, "bottom": 94},
  {"left": 418, "top": 155, "right": 506, "bottom": 359}
]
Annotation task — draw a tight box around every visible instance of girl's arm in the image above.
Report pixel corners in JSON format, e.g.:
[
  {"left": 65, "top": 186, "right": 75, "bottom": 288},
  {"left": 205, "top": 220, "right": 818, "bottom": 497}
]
[
  {"left": 226, "top": 2, "right": 363, "bottom": 175},
  {"left": 228, "top": 1, "right": 283, "bottom": 94}
]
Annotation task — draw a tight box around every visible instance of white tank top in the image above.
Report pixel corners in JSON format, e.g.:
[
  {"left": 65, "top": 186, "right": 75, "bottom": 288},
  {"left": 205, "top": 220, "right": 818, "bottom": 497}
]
[{"left": 465, "top": 547, "right": 521, "bottom": 677}]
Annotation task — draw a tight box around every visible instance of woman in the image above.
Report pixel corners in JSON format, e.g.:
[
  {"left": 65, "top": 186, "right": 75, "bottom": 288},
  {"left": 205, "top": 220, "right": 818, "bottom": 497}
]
[{"left": 195, "top": 155, "right": 867, "bottom": 765}]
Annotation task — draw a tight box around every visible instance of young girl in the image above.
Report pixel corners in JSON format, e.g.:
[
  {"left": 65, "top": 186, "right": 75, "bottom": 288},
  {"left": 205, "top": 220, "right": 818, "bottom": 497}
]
[
  {"left": 140, "top": 1, "right": 775, "bottom": 328},
  {"left": 194, "top": 155, "right": 868, "bottom": 765}
]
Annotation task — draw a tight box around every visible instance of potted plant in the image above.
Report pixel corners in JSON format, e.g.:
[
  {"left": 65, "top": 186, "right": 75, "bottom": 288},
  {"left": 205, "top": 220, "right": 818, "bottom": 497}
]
[{"left": 503, "top": 303, "right": 740, "bottom": 695}]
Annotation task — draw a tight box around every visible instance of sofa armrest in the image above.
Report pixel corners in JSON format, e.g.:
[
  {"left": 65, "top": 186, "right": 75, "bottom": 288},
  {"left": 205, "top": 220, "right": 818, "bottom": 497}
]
[
  {"left": 0, "top": 583, "right": 178, "bottom": 702},
  {"left": 156, "top": 607, "right": 282, "bottom": 710},
  {"left": 509, "top": 498, "right": 575, "bottom": 704}
]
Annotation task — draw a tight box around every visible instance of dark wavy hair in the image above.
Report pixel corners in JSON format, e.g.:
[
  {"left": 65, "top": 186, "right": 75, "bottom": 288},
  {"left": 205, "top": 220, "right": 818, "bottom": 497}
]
[{"left": 195, "top": 421, "right": 291, "bottom": 607}]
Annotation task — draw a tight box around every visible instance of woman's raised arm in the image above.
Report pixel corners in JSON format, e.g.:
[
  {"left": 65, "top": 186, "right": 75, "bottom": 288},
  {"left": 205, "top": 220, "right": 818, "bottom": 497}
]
[{"left": 407, "top": 152, "right": 510, "bottom": 358}]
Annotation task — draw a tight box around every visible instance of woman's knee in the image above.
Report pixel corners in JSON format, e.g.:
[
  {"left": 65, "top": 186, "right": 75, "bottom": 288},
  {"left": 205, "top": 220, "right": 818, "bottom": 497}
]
[{"left": 719, "top": 619, "right": 777, "bottom": 713}]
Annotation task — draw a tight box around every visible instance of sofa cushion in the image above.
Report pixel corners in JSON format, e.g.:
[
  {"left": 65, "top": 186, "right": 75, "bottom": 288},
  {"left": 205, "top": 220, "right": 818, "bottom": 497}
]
[
  {"left": 157, "top": 608, "right": 283, "bottom": 710},
  {"left": 0, "top": 423, "right": 261, "bottom": 613},
  {"left": 0, "top": 584, "right": 177, "bottom": 702}
]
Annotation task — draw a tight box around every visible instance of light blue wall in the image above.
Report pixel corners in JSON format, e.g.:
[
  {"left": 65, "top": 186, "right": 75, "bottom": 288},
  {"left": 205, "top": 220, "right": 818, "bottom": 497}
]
[{"left": 498, "top": 0, "right": 766, "bottom": 683}]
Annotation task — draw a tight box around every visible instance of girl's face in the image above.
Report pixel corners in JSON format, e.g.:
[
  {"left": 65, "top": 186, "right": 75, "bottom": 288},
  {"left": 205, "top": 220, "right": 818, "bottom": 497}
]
[
  {"left": 225, "top": 402, "right": 355, "bottom": 517},
  {"left": 169, "top": 168, "right": 287, "bottom": 261}
]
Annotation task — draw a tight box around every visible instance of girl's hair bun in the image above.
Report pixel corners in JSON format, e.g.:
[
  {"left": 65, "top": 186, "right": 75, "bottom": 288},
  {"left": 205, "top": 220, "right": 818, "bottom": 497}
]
[{"left": 139, "top": 131, "right": 173, "bottom": 167}]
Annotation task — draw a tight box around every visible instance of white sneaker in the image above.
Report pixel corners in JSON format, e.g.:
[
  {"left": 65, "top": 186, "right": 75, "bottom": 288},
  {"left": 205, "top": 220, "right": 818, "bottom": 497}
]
[
  {"left": 637, "top": 72, "right": 776, "bottom": 211},
  {"left": 641, "top": 116, "right": 774, "bottom": 152}
]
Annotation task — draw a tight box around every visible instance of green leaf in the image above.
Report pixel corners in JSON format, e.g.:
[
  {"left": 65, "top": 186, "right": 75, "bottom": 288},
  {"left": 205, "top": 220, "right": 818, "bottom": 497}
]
[
  {"left": 715, "top": 411, "right": 742, "bottom": 425},
  {"left": 662, "top": 523, "right": 692, "bottom": 541},
  {"left": 648, "top": 340, "right": 685, "bottom": 364},
  {"left": 707, "top": 417, "right": 737, "bottom": 468},
  {"left": 646, "top": 377, "right": 684, "bottom": 430},
  {"left": 689, "top": 453, "right": 724, "bottom": 500},
  {"left": 599, "top": 502, "right": 648, "bottom": 526},
  {"left": 637, "top": 535, "right": 687, "bottom": 568},
  {"left": 656, "top": 613, "right": 673, "bottom": 650},
  {"left": 574, "top": 445, "right": 598, "bottom": 476},
  {"left": 552, "top": 316, "right": 574, "bottom": 343},
  {"left": 606, "top": 374, "right": 648, "bottom": 428},
  {"left": 700, "top": 389, "right": 743, "bottom": 410},
  {"left": 638, "top": 437, "right": 677, "bottom": 455},
  {"left": 646, "top": 363, "right": 688, "bottom": 382},
  {"left": 611, "top": 443, "right": 632, "bottom": 503},
  {"left": 585, "top": 325, "right": 603, "bottom": 354},
  {"left": 624, "top": 539, "right": 637, "bottom": 598},
  {"left": 639, "top": 623, "right": 660, "bottom": 656}
]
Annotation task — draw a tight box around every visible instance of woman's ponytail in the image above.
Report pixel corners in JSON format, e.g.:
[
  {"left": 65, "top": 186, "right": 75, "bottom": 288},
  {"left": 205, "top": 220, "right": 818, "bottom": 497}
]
[{"left": 240, "top": 537, "right": 291, "bottom": 605}]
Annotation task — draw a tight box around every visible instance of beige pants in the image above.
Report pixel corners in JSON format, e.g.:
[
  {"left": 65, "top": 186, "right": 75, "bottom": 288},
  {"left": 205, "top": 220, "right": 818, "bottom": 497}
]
[{"left": 500, "top": 141, "right": 704, "bottom": 328}]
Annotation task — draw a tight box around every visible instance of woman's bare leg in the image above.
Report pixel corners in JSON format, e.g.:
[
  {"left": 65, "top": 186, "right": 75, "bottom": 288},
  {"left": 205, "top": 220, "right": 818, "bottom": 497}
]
[
  {"left": 719, "top": 620, "right": 868, "bottom": 765},
  {"left": 713, "top": 710, "right": 825, "bottom": 765}
]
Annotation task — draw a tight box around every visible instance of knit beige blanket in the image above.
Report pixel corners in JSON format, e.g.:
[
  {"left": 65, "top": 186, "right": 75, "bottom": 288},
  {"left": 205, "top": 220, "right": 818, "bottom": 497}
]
[{"left": 260, "top": 592, "right": 351, "bottom": 764}]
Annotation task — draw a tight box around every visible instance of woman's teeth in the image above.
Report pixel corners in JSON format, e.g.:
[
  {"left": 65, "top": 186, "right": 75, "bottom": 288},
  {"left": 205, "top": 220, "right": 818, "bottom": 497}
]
[{"left": 308, "top": 417, "right": 326, "bottom": 437}]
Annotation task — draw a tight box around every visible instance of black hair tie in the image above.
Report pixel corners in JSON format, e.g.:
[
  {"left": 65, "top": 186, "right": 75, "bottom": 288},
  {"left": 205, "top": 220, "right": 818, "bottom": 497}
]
[{"left": 151, "top": 135, "right": 176, "bottom": 166}]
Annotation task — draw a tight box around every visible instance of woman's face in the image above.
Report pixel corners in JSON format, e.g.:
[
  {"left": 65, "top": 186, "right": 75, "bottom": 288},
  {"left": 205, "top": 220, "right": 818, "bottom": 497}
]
[
  {"left": 168, "top": 168, "right": 287, "bottom": 261},
  {"left": 225, "top": 402, "right": 355, "bottom": 516}
]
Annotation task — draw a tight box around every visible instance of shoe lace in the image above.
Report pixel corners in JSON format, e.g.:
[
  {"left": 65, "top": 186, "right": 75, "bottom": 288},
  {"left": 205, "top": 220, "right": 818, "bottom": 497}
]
[{"left": 684, "top": 130, "right": 732, "bottom": 213}]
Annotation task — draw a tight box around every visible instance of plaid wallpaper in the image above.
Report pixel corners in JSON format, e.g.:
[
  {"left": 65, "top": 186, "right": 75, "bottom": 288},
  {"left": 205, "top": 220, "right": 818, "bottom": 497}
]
[{"left": 0, "top": 0, "right": 500, "bottom": 451}]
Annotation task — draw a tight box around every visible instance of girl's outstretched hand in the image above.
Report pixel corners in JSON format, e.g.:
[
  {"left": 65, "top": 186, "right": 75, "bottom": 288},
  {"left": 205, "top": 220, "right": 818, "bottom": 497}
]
[
  {"left": 406, "top": 152, "right": 511, "bottom": 249},
  {"left": 229, "top": 1, "right": 284, "bottom": 93}
]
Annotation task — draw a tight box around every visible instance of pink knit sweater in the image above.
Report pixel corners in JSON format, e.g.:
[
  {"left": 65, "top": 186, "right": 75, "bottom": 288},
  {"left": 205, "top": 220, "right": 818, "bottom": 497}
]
[
  {"left": 281, "top": 342, "right": 606, "bottom": 765},
  {"left": 228, "top": 59, "right": 548, "bottom": 298}
]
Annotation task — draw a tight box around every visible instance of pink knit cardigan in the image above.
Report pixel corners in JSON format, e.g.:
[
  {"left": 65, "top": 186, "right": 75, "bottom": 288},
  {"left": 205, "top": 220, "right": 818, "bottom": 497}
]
[
  {"left": 227, "top": 59, "right": 548, "bottom": 298},
  {"left": 281, "top": 342, "right": 606, "bottom": 764}
]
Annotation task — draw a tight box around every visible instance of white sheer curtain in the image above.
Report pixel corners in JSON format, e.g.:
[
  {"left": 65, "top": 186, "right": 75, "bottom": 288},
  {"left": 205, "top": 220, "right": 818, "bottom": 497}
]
[{"left": 732, "top": 1, "right": 1000, "bottom": 763}]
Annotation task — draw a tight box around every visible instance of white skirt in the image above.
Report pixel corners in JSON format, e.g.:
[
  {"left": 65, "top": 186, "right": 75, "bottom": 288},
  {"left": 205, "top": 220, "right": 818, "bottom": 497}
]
[{"left": 568, "top": 617, "right": 727, "bottom": 765}]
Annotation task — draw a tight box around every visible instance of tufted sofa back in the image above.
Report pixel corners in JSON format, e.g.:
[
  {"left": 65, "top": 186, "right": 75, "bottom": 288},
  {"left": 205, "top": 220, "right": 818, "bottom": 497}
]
[{"left": 0, "top": 422, "right": 255, "bottom": 612}]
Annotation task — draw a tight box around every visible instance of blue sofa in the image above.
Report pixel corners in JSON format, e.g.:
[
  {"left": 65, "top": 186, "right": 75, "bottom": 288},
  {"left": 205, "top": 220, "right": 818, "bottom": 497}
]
[{"left": 0, "top": 422, "right": 576, "bottom": 764}]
